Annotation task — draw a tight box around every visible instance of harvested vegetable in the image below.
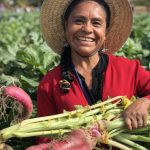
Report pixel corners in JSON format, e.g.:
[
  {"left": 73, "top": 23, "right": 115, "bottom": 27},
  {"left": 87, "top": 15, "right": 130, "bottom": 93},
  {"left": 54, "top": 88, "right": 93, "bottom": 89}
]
[
  {"left": 26, "top": 129, "right": 97, "bottom": 150},
  {"left": 0, "top": 85, "right": 33, "bottom": 124},
  {"left": 0, "top": 96, "right": 150, "bottom": 150},
  {"left": 25, "top": 143, "right": 50, "bottom": 150}
]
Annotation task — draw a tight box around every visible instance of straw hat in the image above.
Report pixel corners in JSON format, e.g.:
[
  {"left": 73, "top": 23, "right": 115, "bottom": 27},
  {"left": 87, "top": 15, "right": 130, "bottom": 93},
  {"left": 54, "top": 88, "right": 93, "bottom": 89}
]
[{"left": 40, "top": 0, "right": 133, "bottom": 54}]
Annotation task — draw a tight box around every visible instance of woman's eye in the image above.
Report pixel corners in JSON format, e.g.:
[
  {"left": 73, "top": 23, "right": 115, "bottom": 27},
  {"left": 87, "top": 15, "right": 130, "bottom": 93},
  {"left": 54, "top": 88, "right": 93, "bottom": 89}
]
[
  {"left": 93, "top": 21, "right": 101, "bottom": 27},
  {"left": 74, "top": 19, "right": 84, "bottom": 24}
]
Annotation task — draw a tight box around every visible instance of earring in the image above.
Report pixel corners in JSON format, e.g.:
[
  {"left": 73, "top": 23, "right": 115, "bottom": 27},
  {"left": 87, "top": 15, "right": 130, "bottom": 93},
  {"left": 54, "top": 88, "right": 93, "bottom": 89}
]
[
  {"left": 63, "top": 43, "right": 69, "bottom": 48},
  {"left": 102, "top": 41, "right": 108, "bottom": 52}
]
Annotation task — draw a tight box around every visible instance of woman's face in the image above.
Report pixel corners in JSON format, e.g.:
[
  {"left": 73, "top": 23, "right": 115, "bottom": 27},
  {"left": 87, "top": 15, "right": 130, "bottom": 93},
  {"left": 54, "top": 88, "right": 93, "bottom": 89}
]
[{"left": 65, "top": 1, "right": 107, "bottom": 57}]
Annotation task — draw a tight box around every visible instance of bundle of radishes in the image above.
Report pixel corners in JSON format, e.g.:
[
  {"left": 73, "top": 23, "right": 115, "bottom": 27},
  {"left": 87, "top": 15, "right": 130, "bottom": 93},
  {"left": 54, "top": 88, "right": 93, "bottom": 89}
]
[{"left": 0, "top": 94, "right": 150, "bottom": 150}]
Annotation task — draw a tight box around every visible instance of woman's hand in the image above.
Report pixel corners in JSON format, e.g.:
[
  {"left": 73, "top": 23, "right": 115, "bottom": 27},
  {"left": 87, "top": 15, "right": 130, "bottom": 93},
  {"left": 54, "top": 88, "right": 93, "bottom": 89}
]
[{"left": 123, "top": 97, "right": 150, "bottom": 130}]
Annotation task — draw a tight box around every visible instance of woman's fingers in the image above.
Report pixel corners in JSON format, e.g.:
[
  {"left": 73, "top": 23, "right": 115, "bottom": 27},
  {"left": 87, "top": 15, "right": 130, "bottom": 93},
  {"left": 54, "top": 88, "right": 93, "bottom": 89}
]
[
  {"left": 124, "top": 115, "right": 141, "bottom": 130},
  {"left": 137, "top": 115, "right": 143, "bottom": 127},
  {"left": 142, "top": 115, "right": 148, "bottom": 127},
  {"left": 123, "top": 98, "right": 150, "bottom": 130},
  {"left": 124, "top": 117, "right": 132, "bottom": 130},
  {"left": 123, "top": 111, "right": 148, "bottom": 130}
]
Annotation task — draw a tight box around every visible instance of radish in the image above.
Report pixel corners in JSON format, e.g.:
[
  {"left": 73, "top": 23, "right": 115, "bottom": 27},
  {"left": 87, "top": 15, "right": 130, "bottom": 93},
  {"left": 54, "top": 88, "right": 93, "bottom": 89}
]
[
  {"left": 25, "top": 143, "right": 51, "bottom": 150},
  {"left": 25, "top": 129, "right": 97, "bottom": 150},
  {"left": 0, "top": 85, "right": 33, "bottom": 124}
]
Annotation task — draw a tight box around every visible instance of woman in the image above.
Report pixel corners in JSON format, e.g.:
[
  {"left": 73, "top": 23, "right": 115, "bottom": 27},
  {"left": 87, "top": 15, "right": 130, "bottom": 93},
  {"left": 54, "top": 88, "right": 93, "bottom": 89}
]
[{"left": 38, "top": 0, "right": 150, "bottom": 147}]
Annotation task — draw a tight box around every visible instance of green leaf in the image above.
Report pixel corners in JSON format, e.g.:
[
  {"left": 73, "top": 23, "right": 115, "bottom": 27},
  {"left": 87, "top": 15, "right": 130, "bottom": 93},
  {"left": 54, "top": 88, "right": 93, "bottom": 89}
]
[
  {"left": 0, "top": 74, "right": 20, "bottom": 86},
  {"left": 20, "top": 75, "right": 39, "bottom": 87},
  {"left": 74, "top": 105, "right": 84, "bottom": 110},
  {"left": 16, "top": 48, "right": 41, "bottom": 67}
]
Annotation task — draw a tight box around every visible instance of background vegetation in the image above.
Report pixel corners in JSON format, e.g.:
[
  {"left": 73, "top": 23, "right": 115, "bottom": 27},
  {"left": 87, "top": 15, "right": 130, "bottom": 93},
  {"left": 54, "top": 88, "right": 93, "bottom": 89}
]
[
  {"left": 0, "top": 1, "right": 150, "bottom": 149},
  {"left": 2, "top": 0, "right": 150, "bottom": 7}
]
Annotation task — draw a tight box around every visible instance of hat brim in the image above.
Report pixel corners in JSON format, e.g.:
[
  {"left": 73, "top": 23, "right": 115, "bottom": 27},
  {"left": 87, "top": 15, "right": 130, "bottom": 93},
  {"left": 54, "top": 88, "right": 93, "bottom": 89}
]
[{"left": 40, "top": 0, "right": 133, "bottom": 54}]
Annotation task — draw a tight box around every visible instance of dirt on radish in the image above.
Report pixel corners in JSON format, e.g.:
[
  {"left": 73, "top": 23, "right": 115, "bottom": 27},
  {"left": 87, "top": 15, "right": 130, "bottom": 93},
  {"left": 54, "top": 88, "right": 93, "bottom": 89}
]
[{"left": 0, "top": 85, "right": 33, "bottom": 125}]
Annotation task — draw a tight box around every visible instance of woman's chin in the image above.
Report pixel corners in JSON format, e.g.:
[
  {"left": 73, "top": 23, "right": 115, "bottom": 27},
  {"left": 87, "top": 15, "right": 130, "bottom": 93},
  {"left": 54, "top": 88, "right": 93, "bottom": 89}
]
[{"left": 73, "top": 49, "right": 99, "bottom": 58}]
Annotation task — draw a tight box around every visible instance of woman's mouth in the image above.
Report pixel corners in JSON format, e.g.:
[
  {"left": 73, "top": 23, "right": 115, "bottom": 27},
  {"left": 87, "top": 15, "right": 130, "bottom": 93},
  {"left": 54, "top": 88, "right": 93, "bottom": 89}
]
[{"left": 77, "top": 36, "right": 95, "bottom": 42}]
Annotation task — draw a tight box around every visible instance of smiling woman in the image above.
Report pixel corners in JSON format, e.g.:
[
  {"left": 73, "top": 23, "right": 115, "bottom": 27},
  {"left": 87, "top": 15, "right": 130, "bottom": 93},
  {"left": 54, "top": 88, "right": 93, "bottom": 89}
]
[
  {"left": 37, "top": 0, "right": 150, "bottom": 149},
  {"left": 65, "top": 1, "right": 107, "bottom": 58}
]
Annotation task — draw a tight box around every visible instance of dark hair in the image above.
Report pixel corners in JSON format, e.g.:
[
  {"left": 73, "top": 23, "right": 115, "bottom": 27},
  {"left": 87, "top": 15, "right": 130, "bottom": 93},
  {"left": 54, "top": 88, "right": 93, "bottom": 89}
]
[
  {"left": 60, "top": 45, "right": 74, "bottom": 93},
  {"left": 64, "top": 0, "right": 110, "bottom": 29}
]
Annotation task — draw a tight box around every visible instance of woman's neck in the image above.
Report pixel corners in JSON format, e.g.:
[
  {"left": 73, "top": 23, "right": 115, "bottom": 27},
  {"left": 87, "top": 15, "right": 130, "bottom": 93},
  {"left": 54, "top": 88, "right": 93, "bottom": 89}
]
[{"left": 71, "top": 51, "right": 100, "bottom": 75}]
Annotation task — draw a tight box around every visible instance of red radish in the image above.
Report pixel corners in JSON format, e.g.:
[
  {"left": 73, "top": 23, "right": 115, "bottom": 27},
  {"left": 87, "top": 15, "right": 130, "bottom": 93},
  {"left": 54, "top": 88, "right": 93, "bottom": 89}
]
[
  {"left": 25, "top": 143, "right": 51, "bottom": 150},
  {"left": 0, "top": 86, "right": 33, "bottom": 122},
  {"left": 26, "top": 129, "right": 98, "bottom": 150}
]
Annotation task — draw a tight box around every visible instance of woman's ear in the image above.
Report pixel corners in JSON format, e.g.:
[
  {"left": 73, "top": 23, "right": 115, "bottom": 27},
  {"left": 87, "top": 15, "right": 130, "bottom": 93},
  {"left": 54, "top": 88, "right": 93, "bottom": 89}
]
[
  {"left": 103, "top": 36, "right": 106, "bottom": 44},
  {"left": 104, "top": 36, "right": 106, "bottom": 41}
]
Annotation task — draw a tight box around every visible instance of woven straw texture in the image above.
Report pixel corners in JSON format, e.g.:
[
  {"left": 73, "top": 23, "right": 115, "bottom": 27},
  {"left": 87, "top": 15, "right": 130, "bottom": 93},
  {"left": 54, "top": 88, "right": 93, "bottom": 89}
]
[{"left": 40, "top": 0, "right": 133, "bottom": 54}]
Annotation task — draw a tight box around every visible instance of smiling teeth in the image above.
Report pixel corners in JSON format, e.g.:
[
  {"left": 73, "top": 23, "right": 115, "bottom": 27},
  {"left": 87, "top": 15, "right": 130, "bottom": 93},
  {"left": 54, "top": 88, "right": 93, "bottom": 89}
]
[{"left": 78, "top": 37, "right": 94, "bottom": 42}]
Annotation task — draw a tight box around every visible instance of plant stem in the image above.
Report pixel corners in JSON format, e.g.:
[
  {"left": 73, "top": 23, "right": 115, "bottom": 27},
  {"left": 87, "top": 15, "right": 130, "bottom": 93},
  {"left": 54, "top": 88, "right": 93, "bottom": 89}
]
[
  {"left": 99, "top": 139, "right": 132, "bottom": 150},
  {"left": 0, "top": 113, "right": 103, "bottom": 141},
  {"left": 21, "top": 96, "right": 123, "bottom": 125},
  {"left": 109, "top": 128, "right": 126, "bottom": 138},
  {"left": 107, "top": 118, "right": 124, "bottom": 131},
  {"left": 13, "top": 129, "right": 71, "bottom": 138},
  {"left": 120, "top": 133, "right": 150, "bottom": 142},
  {"left": 114, "top": 135, "right": 148, "bottom": 150}
]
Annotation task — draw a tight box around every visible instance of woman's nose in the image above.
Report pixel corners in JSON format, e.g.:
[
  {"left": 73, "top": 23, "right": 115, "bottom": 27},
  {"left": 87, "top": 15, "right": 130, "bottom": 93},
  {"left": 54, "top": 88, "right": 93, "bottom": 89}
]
[{"left": 81, "top": 23, "right": 93, "bottom": 33}]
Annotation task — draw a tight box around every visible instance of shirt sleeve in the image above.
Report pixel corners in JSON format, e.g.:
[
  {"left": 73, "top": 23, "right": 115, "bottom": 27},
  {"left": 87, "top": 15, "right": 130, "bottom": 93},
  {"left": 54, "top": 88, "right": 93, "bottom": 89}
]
[
  {"left": 36, "top": 74, "right": 58, "bottom": 144},
  {"left": 37, "top": 76, "right": 57, "bottom": 117},
  {"left": 135, "top": 60, "right": 150, "bottom": 100}
]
